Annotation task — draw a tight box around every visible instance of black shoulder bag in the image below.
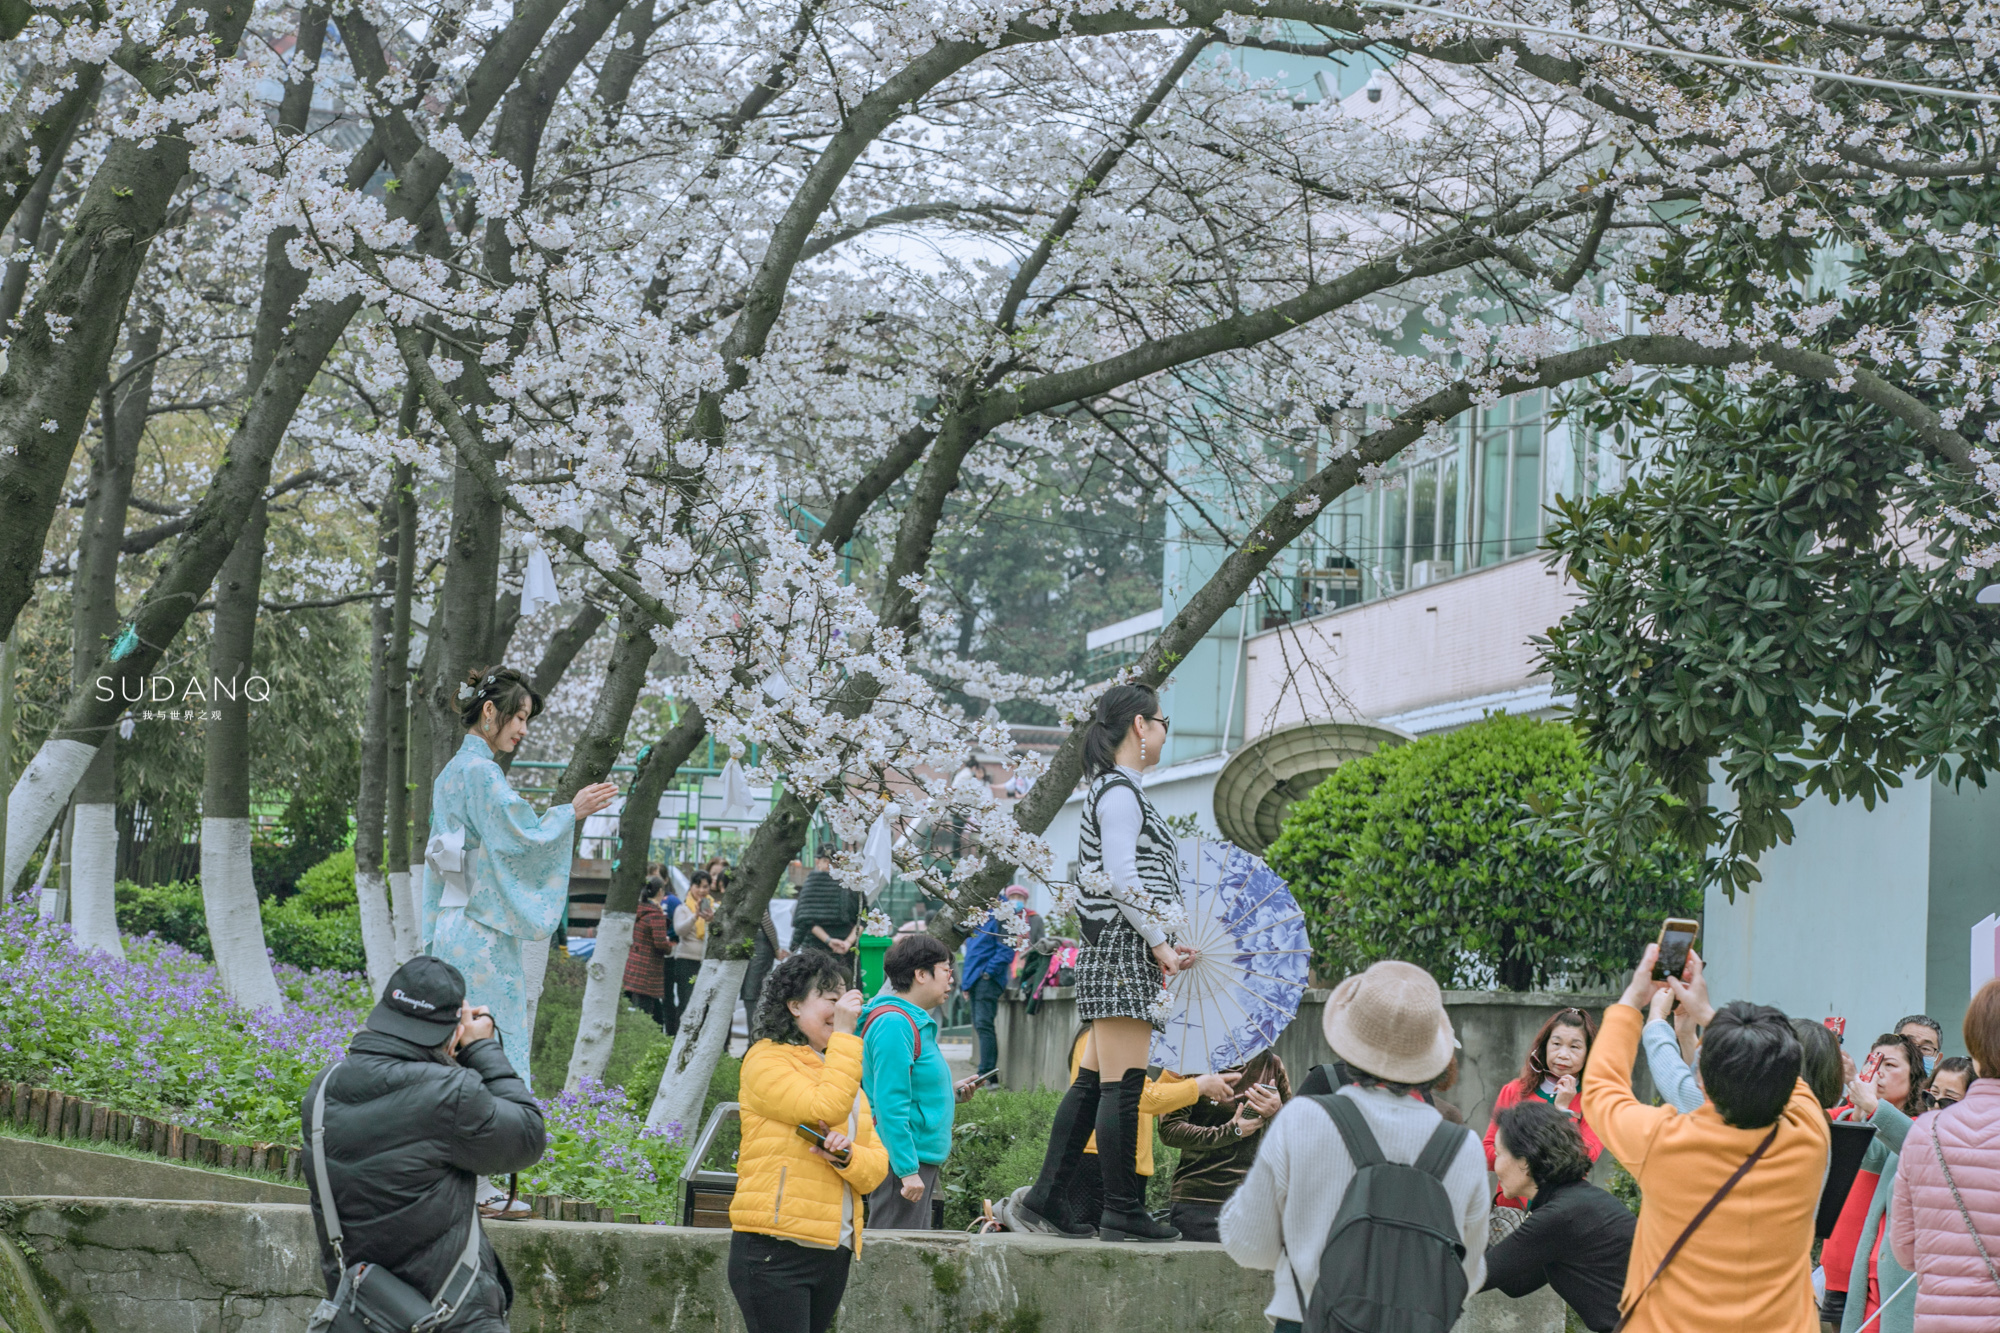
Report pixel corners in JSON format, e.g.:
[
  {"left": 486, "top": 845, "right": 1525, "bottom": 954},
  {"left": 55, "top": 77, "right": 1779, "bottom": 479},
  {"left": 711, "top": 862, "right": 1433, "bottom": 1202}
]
[{"left": 305, "top": 1064, "right": 488, "bottom": 1333}]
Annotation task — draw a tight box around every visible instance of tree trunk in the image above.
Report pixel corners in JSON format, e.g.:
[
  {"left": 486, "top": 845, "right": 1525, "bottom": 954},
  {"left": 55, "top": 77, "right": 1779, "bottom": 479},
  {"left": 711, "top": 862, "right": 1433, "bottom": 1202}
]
[
  {"left": 494, "top": 598, "right": 607, "bottom": 775},
  {"left": 515, "top": 603, "right": 657, "bottom": 1050},
  {"left": 244, "top": 2, "right": 331, "bottom": 393},
  {"left": 198, "top": 498, "right": 284, "bottom": 1012},
  {"left": 352, "top": 500, "right": 399, "bottom": 992},
  {"left": 531, "top": 602, "right": 608, "bottom": 699},
  {"left": 428, "top": 463, "right": 505, "bottom": 780},
  {"left": 403, "top": 624, "right": 438, "bottom": 949},
  {"left": 0, "top": 61, "right": 103, "bottom": 238},
  {"left": 0, "top": 0, "right": 262, "bottom": 643},
  {"left": 567, "top": 704, "right": 706, "bottom": 1091},
  {"left": 0, "top": 70, "right": 98, "bottom": 327},
  {"left": 385, "top": 462, "right": 418, "bottom": 961},
  {"left": 647, "top": 955, "right": 749, "bottom": 1136},
  {"left": 550, "top": 607, "right": 658, "bottom": 800},
  {"left": 63, "top": 321, "right": 159, "bottom": 957},
  {"left": 0, "top": 0, "right": 582, "bottom": 892},
  {"left": 488, "top": 587, "right": 522, "bottom": 666}
]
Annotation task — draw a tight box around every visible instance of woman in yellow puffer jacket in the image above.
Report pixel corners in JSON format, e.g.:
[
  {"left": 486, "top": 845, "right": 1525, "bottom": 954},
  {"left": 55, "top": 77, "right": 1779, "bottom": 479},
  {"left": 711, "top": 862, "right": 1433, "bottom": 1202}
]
[{"left": 729, "top": 951, "right": 890, "bottom": 1333}]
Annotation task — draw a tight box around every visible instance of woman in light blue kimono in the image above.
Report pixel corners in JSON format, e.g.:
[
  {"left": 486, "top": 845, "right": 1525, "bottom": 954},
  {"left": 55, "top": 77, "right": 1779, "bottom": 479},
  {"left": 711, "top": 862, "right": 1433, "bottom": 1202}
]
[{"left": 422, "top": 666, "right": 618, "bottom": 1083}]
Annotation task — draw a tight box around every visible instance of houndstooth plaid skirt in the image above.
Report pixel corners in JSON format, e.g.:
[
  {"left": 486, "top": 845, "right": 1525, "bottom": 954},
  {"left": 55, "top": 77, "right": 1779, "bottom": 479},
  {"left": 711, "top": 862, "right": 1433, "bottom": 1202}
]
[{"left": 1075, "top": 918, "right": 1165, "bottom": 1030}]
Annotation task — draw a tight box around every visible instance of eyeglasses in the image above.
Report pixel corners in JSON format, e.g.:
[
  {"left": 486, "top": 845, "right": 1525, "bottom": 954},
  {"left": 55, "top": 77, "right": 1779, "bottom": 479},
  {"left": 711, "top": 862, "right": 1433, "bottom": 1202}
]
[{"left": 1146, "top": 715, "right": 1171, "bottom": 733}]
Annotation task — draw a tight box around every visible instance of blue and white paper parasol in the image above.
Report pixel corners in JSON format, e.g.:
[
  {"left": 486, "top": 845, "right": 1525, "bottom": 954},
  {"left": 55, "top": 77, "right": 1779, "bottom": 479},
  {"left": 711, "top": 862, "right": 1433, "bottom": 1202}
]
[{"left": 1150, "top": 840, "right": 1310, "bottom": 1076}]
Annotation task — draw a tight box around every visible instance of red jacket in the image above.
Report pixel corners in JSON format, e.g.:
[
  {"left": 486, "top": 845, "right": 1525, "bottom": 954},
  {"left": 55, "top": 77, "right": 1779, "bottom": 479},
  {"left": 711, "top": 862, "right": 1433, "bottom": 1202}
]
[
  {"left": 622, "top": 900, "right": 673, "bottom": 998},
  {"left": 1484, "top": 1077, "right": 1605, "bottom": 1208}
]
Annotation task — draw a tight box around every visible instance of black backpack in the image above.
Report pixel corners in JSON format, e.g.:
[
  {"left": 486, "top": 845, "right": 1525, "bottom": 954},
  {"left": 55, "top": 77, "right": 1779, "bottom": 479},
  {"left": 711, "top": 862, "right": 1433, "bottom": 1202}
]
[{"left": 1292, "top": 1094, "right": 1472, "bottom": 1333}]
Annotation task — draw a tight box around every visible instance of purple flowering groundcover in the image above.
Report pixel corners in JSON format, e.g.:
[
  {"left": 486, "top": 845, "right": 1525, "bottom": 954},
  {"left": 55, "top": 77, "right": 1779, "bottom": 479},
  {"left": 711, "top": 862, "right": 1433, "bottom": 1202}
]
[{"left": 0, "top": 898, "right": 691, "bottom": 1218}]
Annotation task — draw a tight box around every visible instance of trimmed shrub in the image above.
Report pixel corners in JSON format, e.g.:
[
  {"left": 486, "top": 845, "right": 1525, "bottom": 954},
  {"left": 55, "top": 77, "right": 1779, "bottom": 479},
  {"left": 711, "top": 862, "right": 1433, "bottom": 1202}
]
[
  {"left": 1266, "top": 714, "right": 1698, "bottom": 991},
  {"left": 115, "top": 880, "right": 211, "bottom": 955},
  {"left": 260, "top": 898, "right": 366, "bottom": 973},
  {"left": 113, "top": 847, "right": 366, "bottom": 973}
]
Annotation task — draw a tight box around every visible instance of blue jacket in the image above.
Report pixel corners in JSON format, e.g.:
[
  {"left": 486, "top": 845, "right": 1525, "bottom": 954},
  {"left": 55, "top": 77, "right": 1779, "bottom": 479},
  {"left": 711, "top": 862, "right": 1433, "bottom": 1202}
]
[
  {"left": 961, "top": 916, "right": 1015, "bottom": 991},
  {"left": 858, "top": 993, "right": 954, "bottom": 1178}
]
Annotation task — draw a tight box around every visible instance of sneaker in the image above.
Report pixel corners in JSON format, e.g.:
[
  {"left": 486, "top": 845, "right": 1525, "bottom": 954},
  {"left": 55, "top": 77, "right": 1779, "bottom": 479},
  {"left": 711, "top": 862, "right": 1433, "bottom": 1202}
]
[
  {"left": 479, "top": 1198, "right": 535, "bottom": 1221},
  {"left": 1001, "top": 1187, "right": 1095, "bottom": 1238}
]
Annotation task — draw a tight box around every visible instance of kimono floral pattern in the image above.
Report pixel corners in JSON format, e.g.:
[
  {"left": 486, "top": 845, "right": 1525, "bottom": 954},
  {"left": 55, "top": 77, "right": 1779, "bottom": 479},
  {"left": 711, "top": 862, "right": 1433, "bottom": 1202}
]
[{"left": 422, "top": 734, "right": 574, "bottom": 1067}]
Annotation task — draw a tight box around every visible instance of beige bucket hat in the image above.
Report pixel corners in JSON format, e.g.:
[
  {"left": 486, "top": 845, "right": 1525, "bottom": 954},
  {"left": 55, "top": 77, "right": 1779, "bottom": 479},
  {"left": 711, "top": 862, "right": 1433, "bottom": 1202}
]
[{"left": 1320, "top": 960, "right": 1456, "bottom": 1084}]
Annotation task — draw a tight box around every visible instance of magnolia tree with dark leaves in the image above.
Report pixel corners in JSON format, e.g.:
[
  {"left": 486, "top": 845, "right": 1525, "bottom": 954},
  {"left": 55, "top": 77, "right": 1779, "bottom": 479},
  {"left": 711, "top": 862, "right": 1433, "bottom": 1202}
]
[
  {"left": 1541, "top": 161, "right": 2000, "bottom": 898},
  {"left": 0, "top": 0, "right": 1996, "bottom": 1122}
]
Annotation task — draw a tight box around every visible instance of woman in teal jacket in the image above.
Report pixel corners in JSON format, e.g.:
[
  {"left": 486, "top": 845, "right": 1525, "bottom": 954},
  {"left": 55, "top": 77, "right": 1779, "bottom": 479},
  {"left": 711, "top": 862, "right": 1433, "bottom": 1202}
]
[
  {"left": 858, "top": 934, "right": 976, "bottom": 1229},
  {"left": 1827, "top": 1036, "right": 1927, "bottom": 1333}
]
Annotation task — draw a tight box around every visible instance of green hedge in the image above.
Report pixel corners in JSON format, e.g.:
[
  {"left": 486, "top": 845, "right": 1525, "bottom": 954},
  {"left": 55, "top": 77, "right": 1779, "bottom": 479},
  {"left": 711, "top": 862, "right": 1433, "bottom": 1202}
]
[
  {"left": 1266, "top": 714, "right": 1699, "bottom": 991},
  {"left": 114, "top": 849, "right": 366, "bottom": 973}
]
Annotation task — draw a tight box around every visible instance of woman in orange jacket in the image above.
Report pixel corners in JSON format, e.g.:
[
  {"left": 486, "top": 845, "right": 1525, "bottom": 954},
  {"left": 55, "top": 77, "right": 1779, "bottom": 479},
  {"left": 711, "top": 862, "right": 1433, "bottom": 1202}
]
[{"left": 729, "top": 951, "right": 890, "bottom": 1333}]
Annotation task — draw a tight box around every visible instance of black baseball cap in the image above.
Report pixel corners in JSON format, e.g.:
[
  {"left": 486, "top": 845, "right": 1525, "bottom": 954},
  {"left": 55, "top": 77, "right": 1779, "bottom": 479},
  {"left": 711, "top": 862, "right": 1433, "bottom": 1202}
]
[{"left": 366, "top": 957, "right": 466, "bottom": 1045}]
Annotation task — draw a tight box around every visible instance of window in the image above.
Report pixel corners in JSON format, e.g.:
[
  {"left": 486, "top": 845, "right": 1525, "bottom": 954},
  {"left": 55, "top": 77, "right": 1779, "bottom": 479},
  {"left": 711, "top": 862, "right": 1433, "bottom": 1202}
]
[{"left": 1283, "top": 391, "right": 1571, "bottom": 617}]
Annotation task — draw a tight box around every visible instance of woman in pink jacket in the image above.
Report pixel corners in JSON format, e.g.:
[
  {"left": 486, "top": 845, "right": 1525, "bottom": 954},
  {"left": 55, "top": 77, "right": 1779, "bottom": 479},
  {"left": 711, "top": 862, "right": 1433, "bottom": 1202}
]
[{"left": 1889, "top": 979, "right": 2000, "bottom": 1329}]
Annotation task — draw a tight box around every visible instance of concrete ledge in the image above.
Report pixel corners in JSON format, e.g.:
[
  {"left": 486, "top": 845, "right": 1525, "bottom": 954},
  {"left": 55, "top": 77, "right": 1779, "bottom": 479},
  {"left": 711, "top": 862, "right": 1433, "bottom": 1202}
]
[
  {"left": 0, "top": 1134, "right": 307, "bottom": 1206},
  {"left": 0, "top": 1197, "right": 1564, "bottom": 1332}
]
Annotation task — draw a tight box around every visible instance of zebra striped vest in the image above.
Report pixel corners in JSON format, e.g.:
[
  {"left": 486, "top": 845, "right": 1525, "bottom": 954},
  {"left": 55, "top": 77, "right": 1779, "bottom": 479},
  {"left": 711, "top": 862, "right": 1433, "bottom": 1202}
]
[{"left": 1076, "top": 768, "right": 1180, "bottom": 945}]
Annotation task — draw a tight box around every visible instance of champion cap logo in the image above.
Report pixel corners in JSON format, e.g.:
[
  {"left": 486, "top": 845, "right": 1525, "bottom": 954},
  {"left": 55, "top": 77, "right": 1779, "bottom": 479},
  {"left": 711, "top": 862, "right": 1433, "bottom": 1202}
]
[{"left": 392, "top": 988, "right": 438, "bottom": 1013}]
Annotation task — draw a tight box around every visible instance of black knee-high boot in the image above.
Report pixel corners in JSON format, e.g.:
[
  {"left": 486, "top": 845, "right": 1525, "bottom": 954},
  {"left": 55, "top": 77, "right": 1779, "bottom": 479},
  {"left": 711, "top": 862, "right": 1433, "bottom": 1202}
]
[
  {"left": 1096, "top": 1068, "right": 1179, "bottom": 1242},
  {"left": 1014, "top": 1069, "right": 1100, "bottom": 1236}
]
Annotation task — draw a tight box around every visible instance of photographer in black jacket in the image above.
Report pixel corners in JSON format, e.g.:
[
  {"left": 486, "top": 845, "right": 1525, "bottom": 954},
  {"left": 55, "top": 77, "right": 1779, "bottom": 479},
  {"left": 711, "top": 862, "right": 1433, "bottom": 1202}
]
[{"left": 302, "top": 957, "right": 546, "bottom": 1331}]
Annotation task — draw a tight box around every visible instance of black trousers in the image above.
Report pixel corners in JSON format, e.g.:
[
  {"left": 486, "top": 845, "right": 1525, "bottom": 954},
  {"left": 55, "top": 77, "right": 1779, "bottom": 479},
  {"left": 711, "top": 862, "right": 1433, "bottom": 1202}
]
[
  {"left": 1169, "top": 1199, "right": 1222, "bottom": 1242},
  {"left": 742, "top": 937, "right": 777, "bottom": 1017},
  {"left": 727, "top": 1231, "right": 852, "bottom": 1333},
  {"left": 624, "top": 990, "right": 666, "bottom": 1032},
  {"left": 665, "top": 958, "right": 702, "bottom": 1034}
]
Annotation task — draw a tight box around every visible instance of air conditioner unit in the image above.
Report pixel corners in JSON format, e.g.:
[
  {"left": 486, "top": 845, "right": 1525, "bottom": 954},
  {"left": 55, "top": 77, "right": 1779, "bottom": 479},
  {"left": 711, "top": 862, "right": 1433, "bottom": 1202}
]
[{"left": 1408, "top": 559, "right": 1454, "bottom": 588}]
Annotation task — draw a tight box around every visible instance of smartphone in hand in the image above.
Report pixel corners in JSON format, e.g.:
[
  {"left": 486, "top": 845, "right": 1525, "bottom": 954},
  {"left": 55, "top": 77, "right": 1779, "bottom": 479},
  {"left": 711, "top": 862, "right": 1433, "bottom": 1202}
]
[
  {"left": 1652, "top": 918, "right": 1701, "bottom": 981},
  {"left": 1241, "top": 1082, "right": 1278, "bottom": 1119},
  {"left": 795, "top": 1122, "right": 851, "bottom": 1166}
]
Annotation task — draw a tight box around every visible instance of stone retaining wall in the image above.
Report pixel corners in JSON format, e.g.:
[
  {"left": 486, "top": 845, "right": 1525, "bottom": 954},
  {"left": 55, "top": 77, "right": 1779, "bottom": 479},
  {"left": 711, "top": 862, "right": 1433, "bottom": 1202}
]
[
  {"left": 0, "top": 1197, "right": 1566, "bottom": 1333},
  {"left": 0, "top": 1081, "right": 620, "bottom": 1222},
  {"left": 0, "top": 1135, "right": 306, "bottom": 1205}
]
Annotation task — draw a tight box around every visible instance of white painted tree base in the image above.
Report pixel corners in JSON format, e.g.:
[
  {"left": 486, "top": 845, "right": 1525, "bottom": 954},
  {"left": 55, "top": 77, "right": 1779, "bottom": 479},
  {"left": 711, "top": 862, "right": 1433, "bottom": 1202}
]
[
  {"left": 566, "top": 910, "right": 635, "bottom": 1092},
  {"left": 516, "top": 935, "right": 553, "bottom": 1093},
  {"left": 199, "top": 817, "right": 285, "bottom": 1013},
  {"left": 68, "top": 803, "right": 124, "bottom": 959},
  {"left": 354, "top": 871, "right": 396, "bottom": 996},
  {"left": 4, "top": 739, "right": 96, "bottom": 894},
  {"left": 647, "top": 957, "right": 748, "bottom": 1137},
  {"left": 388, "top": 869, "right": 419, "bottom": 962}
]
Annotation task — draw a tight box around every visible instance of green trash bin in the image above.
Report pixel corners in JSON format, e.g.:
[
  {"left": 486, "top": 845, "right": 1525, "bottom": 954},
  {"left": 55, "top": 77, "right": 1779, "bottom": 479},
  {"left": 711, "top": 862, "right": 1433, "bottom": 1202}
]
[{"left": 856, "top": 934, "right": 892, "bottom": 996}]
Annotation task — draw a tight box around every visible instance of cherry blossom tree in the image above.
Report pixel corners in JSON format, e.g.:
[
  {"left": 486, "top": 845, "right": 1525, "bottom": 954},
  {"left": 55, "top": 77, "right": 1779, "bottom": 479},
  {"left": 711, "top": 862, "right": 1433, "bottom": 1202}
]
[{"left": 2, "top": 0, "right": 1996, "bottom": 1090}]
